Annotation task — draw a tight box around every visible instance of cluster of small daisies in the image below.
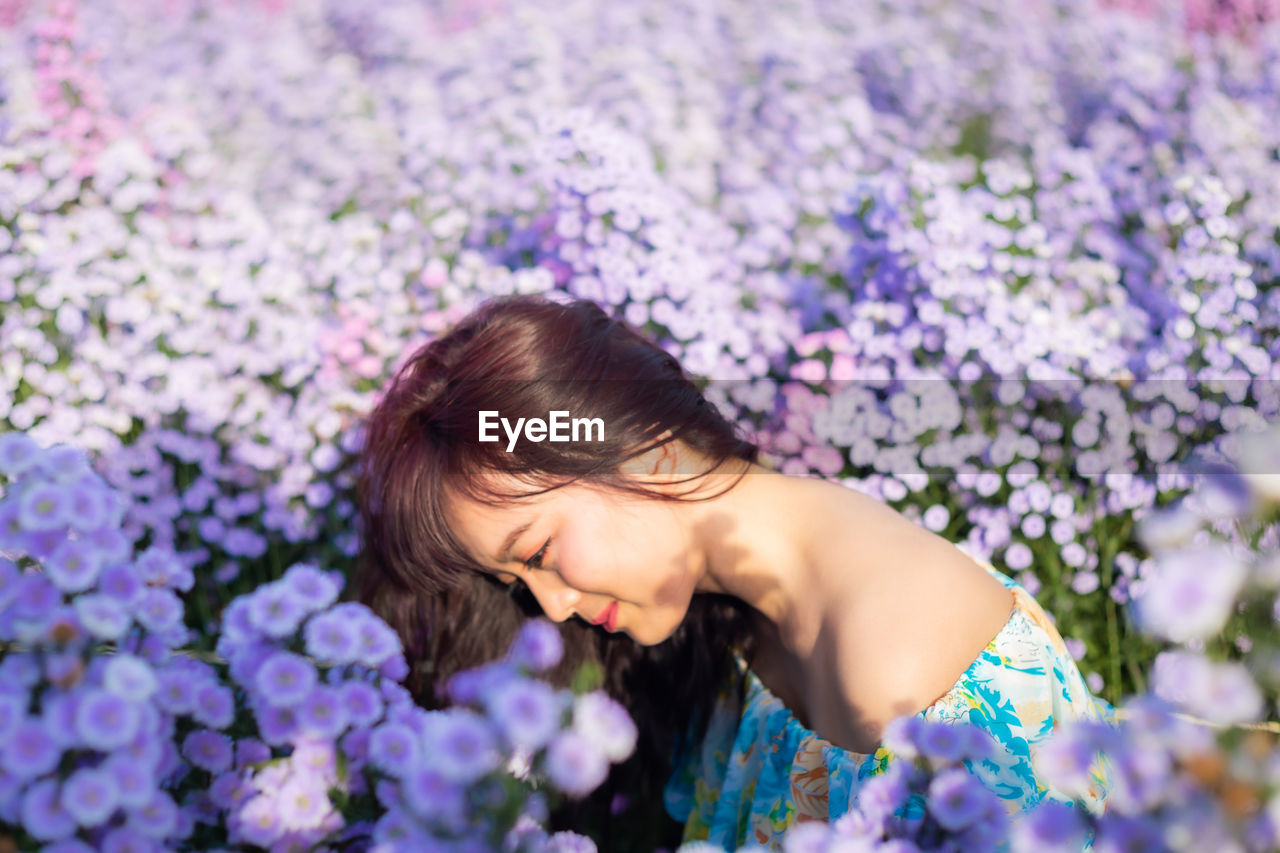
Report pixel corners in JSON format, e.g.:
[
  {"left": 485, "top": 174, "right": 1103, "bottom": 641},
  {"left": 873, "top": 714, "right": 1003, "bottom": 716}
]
[{"left": 0, "top": 436, "right": 638, "bottom": 851}]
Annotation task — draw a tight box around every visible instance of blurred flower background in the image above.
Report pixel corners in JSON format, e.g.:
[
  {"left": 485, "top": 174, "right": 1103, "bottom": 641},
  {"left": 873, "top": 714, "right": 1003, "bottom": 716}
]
[{"left": 1, "top": 0, "right": 1279, "bottom": 849}]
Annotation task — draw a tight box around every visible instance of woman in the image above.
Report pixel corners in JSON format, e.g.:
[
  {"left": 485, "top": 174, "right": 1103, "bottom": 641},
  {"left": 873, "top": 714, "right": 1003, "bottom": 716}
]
[{"left": 355, "top": 293, "right": 1114, "bottom": 851}]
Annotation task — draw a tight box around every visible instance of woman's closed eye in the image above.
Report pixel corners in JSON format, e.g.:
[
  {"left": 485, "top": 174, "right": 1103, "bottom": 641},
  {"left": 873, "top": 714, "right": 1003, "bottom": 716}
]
[{"left": 524, "top": 538, "right": 551, "bottom": 571}]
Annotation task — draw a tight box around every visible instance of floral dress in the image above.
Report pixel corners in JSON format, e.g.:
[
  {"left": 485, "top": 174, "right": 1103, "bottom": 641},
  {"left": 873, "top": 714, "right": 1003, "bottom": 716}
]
[{"left": 662, "top": 552, "right": 1116, "bottom": 851}]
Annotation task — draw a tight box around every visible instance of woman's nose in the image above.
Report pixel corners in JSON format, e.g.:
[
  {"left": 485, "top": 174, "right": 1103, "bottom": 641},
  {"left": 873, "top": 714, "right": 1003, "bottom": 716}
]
[{"left": 525, "top": 572, "right": 582, "bottom": 623}]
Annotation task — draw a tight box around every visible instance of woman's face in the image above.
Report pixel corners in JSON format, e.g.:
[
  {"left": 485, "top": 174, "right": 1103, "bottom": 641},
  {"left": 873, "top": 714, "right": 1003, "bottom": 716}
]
[{"left": 444, "top": 474, "right": 710, "bottom": 646}]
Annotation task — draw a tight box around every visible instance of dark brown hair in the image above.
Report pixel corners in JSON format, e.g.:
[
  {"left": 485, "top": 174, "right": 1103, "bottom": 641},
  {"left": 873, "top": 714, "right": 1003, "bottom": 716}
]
[{"left": 355, "top": 293, "right": 762, "bottom": 847}]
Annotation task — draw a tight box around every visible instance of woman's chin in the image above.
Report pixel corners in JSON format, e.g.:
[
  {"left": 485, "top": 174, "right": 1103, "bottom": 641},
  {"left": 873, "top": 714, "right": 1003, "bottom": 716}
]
[{"left": 625, "top": 619, "right": 681, "bottom": 647}]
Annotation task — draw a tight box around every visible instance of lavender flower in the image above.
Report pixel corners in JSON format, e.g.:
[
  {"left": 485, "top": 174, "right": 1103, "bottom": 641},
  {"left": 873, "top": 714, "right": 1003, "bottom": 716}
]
[
  {"left": 254, "top": 651, "right": 318, "bottom": 707},
  {"left": 236, "top": 794, "right": 285, "bottom": 847},
  {"left": 368, "top": 722, "right": 421, "bottom": 778},
  {"left": 1131, "top": 544, "right": 1248, "bottom": 642},
  {"left": 3, "top": 719, "right": 62, "bottom": 777},
  {"left": 63, "top": 766, "right": 119, "bottom": 826},
  {"left": 487, "top": 677, "right": 564, "bottom": 753},
  {"left": 926, "top": 768, "right": 991, "bottom": 831},
  {"left": 247, "top": 580, "right": 306, "bottom": 638},
  {"left": 544, "top": 730, "right": 608, "bottom": 798},
  {"left": 20, "top": 778, "right": 77, "bottom": 841},
  {"left": 427, "top": 708, "right": 502, "bottom": 785},
  {"left": 183, "top": 730, "right": 234, "bottom": 773},
  {"left": 296, "top": 685, "right": 349, "bottom": 740},
  {"left": 303, "top": 610, "right": 358, "bottom": 663},
  {"left": 75, "top": 689, "right": 141, "bottom": 751},
  {"left": 507, "top": 618, "right": 565, "bottom": 672}
]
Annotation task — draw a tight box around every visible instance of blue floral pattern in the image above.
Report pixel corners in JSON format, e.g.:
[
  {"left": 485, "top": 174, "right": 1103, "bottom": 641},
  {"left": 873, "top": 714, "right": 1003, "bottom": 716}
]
[{"left": 663, "top": 551, "right": 1116, "bottom": 851}]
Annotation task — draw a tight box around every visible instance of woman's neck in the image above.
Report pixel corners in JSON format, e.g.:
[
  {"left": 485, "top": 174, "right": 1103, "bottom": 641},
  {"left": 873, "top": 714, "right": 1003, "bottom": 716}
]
[{"left": 688, "top": 465, "right": 834, "bottom": 659}]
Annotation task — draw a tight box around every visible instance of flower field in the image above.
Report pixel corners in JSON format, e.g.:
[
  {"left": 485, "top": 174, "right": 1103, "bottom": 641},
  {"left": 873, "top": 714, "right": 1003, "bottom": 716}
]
[{"left": 1, "top": 0, "right": 1280, "bottom": 849}]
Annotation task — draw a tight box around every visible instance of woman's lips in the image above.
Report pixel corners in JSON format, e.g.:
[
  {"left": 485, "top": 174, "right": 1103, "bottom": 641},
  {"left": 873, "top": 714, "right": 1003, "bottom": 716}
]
[{"left": 591, "top": 601, "right": 618, "bottom": 631}]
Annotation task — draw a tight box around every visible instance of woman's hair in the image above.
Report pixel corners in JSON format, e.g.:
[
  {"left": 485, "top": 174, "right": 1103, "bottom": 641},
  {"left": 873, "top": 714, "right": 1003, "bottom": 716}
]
[{"left": 354, "top": 293, "right": 763, "bottom": 846}]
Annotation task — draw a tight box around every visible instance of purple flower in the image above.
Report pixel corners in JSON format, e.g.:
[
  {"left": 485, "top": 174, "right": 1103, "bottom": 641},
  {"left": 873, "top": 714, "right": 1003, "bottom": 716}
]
[
  {"left": 247, "top": 581, "right": 306, "bottom": 638},
  {"left": 193, "top": 682, "right": 236, "bottom": 729},
  {"left": 236, "top": 737, "right": 272, "bottom": 768},
  {"left": 507, "top": 618, "right": 564, "bottom": 672},
  {"left": 45, "top": 537, "right": 104, "bottom": 592},
  {"left": 3, "top": 719, "right": 62, "bottom": 777},
  {"left": 368, "top": 722, "right": 420, "bottom": 778},
  {"left": 10, "top": 573, "right": 59, "bottom": 622},
  {"left": 927, "top": 767, "right": 990, "bottom": 831},
  {"left": 66, "top": 476, "right": 111, "bottom": 533},
  {"left": 0, "top": 432, "right": 40, "bottom": 477},
  {"left": 255, "top": 651, "right": 318, "bottom": 707},
  {"left": 373, "top": 808, "right": 426, "bottom": 846},
  {"left": 236, "top": 794, "right": 285, "bottom": 847},
  {"left": 354, "top": 616, "right": 401, "bottom": 667},
  {"left": 104, "top": 753, "right": 157, "bottom": 809},
  {"left": 283, "top": 563, "right": 341, "bottom": 611},
  {"left": 916, "top": 721, "right": 969, "bottom": 765},
  {"left": 210, "top": 772, "right": 254, "bottom": 809},
  {"left": 1132, "top": 545, "right": 1247, "bottom": 643},
  {"left": 544, "top": 730, "right": 608, "bottom": 798},
  {"left": 428, "top": 709, "right": 501, "bottom": 785},
  {"left": 154, "top": 668, "right": 197, "bottom": 715},
  {"left": 134, "top": 588, "right": 184, "bottom": 634},
  {"left": 1151, "top": 651, "right": 1264, "bottom": 725},
  {"left": 1011, "top": 799, "right": 1087, "bottom": 852},
  {"left": 881, "top": 716, "right": 925, "bottom": 759},
  {"left": 297, "top": 685, "right": 349, "bottom": 739},
  {"left": 303, "top": 611, "right": 357, "bottom": 662},
  {"left": 256, "top": 703, "right": 301, "bottom": 746},
  {"left": 17, "top": 482, "right": 71, "bottom": 531},
  {"left": 487, "top": 677, "right": 563, "bottom": 752},
  {"left": 855, "top": 764, "right": 913, "bottom": 836},
  {"left": 97, "top": 564, "right": 142, "bottom": 603},
  {"left": 64, "top": 766, "right": 119, "bottom": 827},
  {"left": 340, "top": 680, "right": 383, "bottom": 729},
  {"left": 184, "top": 730, "right": 234, "bottom": 773},
  {"left": 76, "top": 689, "right": 142, "bottom": 751},
  {"left": 20, "top": 778, "right": 77, "bottom": 841},
  {"left": 38, "top": 445, "right": 91, "bottom": 482},
  {"left": 403, "top": 765, "right": 466, "bottom": 821},
  {"left": 126, "top": 790, "right": 178, "bottom": 839},
  {"left": 134, "top": 547, "right": 184, "bottom": 588}
]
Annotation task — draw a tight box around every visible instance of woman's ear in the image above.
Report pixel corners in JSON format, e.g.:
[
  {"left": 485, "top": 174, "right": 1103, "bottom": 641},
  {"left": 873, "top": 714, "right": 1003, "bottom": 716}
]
[{"left": 617, "top": 429, "right": 683, "bottom": 482}]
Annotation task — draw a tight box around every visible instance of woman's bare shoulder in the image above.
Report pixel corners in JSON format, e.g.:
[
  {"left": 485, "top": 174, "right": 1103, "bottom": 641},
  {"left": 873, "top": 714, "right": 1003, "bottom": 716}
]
[{"left": 799, "top": 483, "right": 1016, "bottom": 748}]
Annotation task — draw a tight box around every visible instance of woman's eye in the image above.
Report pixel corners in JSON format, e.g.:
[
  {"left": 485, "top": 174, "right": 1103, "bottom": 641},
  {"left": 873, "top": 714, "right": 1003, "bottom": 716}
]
[{"left": 524, "top": 539, "right": 550, "bottom": 571}]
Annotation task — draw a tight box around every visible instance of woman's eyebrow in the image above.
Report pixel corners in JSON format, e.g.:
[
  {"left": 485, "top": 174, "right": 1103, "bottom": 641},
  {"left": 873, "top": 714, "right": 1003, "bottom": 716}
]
[{"left": 496, "top": 520, "right": 533, "bottom": 564}]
